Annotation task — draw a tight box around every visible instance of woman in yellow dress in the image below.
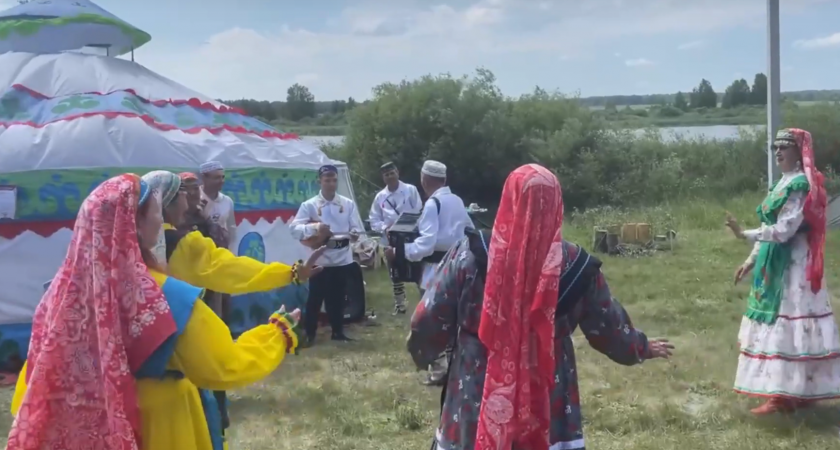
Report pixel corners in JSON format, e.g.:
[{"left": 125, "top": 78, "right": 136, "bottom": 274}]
[
  {"left": 141, "top": 170, "right": 326, "bottom": 445},
  {"left": 6, "top": 174, "right": 322, "bottom": 450}
]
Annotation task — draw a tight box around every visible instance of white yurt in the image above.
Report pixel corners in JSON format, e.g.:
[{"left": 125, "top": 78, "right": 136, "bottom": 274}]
[{"left": 0, "top": 0, "right": 364, "bottom": 369}]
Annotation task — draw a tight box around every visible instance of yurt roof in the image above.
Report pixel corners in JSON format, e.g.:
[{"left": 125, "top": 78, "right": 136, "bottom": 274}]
[
  {"left": 0, "top": 51, "right": 341, "bottom": 173},
  {"left": 0, "top": 1, "right": 342, "bottom": 174}
]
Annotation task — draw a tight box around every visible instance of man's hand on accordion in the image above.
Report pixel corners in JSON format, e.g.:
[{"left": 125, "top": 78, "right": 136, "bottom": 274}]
[{"left": 384, "top": 247, "right": 395, "bottom": 262}]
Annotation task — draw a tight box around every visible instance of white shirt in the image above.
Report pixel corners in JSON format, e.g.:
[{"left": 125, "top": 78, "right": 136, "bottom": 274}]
[
  {"left": 744, "top": 169, "right": 807, "bottom": 261},
  {"left": 369, "top": 181, "right": 423, "bottom": 244},
  {"left": 290, "top": 192, "right": 365, "bottom": 267},
  {"left": 405, "top": 186, "right": 475, "bottom": 262},
  {"left": 200, "top": 188, "right": 236, "bottom": 249}
]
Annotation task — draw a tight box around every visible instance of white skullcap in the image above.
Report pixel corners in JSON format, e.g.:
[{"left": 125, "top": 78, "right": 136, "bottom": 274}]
[
  {"left": 200, "top": 160, "right": 224, "bottom": 174},
  {"left": 421, "top": 160, "right": 447, "bottom": 178}
]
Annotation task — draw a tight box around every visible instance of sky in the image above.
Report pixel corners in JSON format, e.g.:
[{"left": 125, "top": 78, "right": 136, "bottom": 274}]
[{"left": 4, "top": 0, "right": 840, "bottom": 101}]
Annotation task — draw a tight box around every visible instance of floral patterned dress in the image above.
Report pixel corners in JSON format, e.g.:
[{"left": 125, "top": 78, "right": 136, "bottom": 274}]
[
  {"left": 734, "top": 170, "right": 840, "bottom": 399},
  {"left": 408, "top": 237, "right": 651, "bottom": 450}
]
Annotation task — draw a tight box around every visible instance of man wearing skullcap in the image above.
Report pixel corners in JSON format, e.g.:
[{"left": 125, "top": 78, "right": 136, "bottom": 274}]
[
  {"left": 384, "top": 159, "right": 474, "bottom": 385},
  {"left": 199, "top": 161, "right": 237, "bottom": 325},
  {"left": 369, "top": 162, "right": 423, "bottom": 315},
  {"left": 290, "top": 164, "right": 366, "bottom": 346}
]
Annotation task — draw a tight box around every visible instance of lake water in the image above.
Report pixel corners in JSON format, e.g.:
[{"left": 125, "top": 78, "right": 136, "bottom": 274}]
[{"left": 302, "top": 124, "right": 766, "bottom": 147}]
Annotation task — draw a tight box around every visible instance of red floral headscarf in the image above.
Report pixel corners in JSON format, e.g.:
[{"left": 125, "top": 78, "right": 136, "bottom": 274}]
[
  {"left": 7, "top": 174, "right": 176, "bottom": 450},
  {"left": 780, "top": 128, "right": 827, "bottom": 293},
  {"left": 476, "top": 164, "right": 564, "bottom": 450}
]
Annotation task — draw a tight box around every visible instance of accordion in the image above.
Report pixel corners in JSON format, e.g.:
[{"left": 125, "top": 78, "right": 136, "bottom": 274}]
[{"left": 387, "top": 211, "right": 424, "bottom": 283}]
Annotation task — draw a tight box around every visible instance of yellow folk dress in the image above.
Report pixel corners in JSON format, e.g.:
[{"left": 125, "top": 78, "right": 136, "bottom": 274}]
[
  {"left": 163, "top": 223, "right": 293, "bottom": 293},
  {"left": 11, "top": 269, "right": 297, "bottom": 450}
]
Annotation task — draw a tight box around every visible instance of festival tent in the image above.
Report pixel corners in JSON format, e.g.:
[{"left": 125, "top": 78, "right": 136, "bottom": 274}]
[{"left": 0, "top": 0, "right": 364, "bottom": 369}]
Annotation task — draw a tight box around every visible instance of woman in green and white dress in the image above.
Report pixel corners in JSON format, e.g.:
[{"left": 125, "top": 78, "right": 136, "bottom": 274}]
[{"left": 725, "top": 128, "right": 840, "bottom": 415}]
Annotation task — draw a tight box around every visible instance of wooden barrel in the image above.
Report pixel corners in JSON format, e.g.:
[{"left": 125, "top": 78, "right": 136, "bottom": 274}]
[
  {"left": 637, "top": 223, "right": 652, "bottom": 243},
  {"left": 621, "top": 223, "right": 637, "bottom": 243}
]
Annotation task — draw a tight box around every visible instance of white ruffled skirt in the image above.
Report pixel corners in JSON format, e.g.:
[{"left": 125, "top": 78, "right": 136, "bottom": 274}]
[{"left": 735, "top": 235, "right": 840, "bottom": 400}]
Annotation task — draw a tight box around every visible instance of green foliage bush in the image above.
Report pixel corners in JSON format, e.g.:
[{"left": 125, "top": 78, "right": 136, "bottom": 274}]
[{"left": 328, "top": 69, "right": 840, "bottom": 214}]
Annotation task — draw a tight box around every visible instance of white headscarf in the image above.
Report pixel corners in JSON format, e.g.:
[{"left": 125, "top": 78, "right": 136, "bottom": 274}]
[{"left": 141, "top": 171, "right": 182, "bottom": 268}]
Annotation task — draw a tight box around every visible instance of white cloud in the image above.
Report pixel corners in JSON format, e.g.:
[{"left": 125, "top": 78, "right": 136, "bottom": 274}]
[
  {"left": 127, "top": 0, "right": 825, "bottom": 100},
  {"left": 625, "top": 58, "right": 655, "bottom": 67},
  {"left": 793, "top": 32, "right": 840, "bottom": 49},
  {"left": 677, "top": 40, "right": 705, "bottom": 50}
]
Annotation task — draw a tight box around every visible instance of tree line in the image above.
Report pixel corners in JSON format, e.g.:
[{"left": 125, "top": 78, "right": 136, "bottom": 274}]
[
  {"left": 220, "top": 83, "right": 362, "bottom": 123},
  {"left": 582, "top": 79, "right": 840, "bottom": 109},
  {"left": 224, "top": 77, "right": 840, "bottom": 126}
]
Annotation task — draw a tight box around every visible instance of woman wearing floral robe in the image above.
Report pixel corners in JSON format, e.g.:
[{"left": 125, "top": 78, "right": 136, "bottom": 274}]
[
  {"left": 407, "top": 164, "right": 674, "bottom": 450},
  {"left": 726, "top": 128, "right": 840, "bottom": 414}
]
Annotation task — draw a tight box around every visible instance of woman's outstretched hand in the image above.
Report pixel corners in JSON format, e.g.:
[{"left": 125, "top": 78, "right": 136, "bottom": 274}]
[
  {"left": 296, "top": 246, "right": 327, "bottom": 281},
  {"left": 734, "top": 262, "right": 754, "bottom": 285},
  {"left": 724, "top": 211, "right": 745, "bottom": 239},
  {"left": 277, "top": 305, "right": 302, "bottom": 324},
  {"left": 274, "top": 306, "right": 303, "bottom": 353},
  {"left": 647, "top": 339, "right": 675, "bottom": 359}
]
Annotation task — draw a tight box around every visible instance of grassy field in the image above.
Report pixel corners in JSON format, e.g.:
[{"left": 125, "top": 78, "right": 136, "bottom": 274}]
[{"left": 1, "top": 196, "right": 840, "bottom": 449}]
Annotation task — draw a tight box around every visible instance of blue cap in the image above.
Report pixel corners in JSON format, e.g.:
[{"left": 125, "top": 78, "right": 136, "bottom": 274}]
[{"left": 318, "top": 165, "right": 338, "bottom": 177}]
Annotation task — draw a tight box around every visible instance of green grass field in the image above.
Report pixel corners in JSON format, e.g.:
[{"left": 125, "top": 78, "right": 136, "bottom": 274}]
[{"left": 1, "top": 196, "right": 839, "bottom": 449}]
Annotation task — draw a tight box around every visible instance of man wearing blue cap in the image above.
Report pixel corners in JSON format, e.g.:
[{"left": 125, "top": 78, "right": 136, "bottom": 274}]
[
  {"left": 369, "top": 161, "right": 423, "bottom": 315},
  {"left": 290, "top": 164, "right": 365, "bottom": 345}
]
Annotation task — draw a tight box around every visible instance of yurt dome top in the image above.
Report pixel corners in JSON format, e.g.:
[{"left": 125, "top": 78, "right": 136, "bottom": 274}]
[{"left": 0, "top": 0, "right": 150, "bottom": 56}]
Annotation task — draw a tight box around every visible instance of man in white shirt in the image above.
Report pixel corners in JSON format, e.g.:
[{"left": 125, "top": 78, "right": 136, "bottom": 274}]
[
  {"left": 290, "top": 164, "right": 365, "bottom": 346},
  {"left": 385, "top": 160, "right": 474, "bottom": 293},
  {"left": 199, "top": 160, "right": 237, "bottom": 249},
  {"left": 199, "top": 160, "right": 237, "bottom": 322},
  {"left": 384, "top": 160, "right": 473, "bottom": 386},
  {"left": 369, "top": 161, "right": 423, "bottom": 315}
]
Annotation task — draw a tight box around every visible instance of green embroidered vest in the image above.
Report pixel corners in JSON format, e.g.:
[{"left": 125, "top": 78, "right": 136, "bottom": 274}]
[{"left": 745, "top": 174, "right": 809, "bottom": 324}]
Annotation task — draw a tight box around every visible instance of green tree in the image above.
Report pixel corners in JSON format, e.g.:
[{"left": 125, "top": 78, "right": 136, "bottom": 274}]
[
  {"left": 750, "top": 73, "right": 768, "bottom": 105},
  {"left": 285, "top": 83, "right": 316, "bottom": 121},
  {"left": 673, "top": 91, "right": 688, "bottom": 111},
  {"left": 347, "top": 97, "right": 358, "bottom": 110},
  {"left": 336, "top": 68, "right": 774, "bottom": 210},
  {"left": 689, "top": 79, "right": 718, "bottom": 109},
  {"left": 722, "top": 78, "right": 751, "bottom": 108}
]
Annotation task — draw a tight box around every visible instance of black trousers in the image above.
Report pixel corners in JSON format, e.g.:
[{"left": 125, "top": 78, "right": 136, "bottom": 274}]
[{"left": 305, "top": 263, "right": 353, "bottom": 338}]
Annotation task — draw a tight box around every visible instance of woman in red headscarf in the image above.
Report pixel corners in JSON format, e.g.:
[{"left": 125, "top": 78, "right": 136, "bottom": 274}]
[
  {"left": 407, "top": 164, "right": 674, "bottom": 450},
  {"left": 725, "top": 128, "right": 840, "bottom": 415},
  {"left": 6, "top": 174, "right": 320, "bottom": 450}
]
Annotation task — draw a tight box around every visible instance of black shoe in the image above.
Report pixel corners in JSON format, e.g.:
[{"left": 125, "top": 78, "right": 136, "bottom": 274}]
[
  {"left": 301, "top": 334, "right": 316, "bottom": 348},
  {"left": 331, "top": 333, "right": 354, "bottom": 342}
]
